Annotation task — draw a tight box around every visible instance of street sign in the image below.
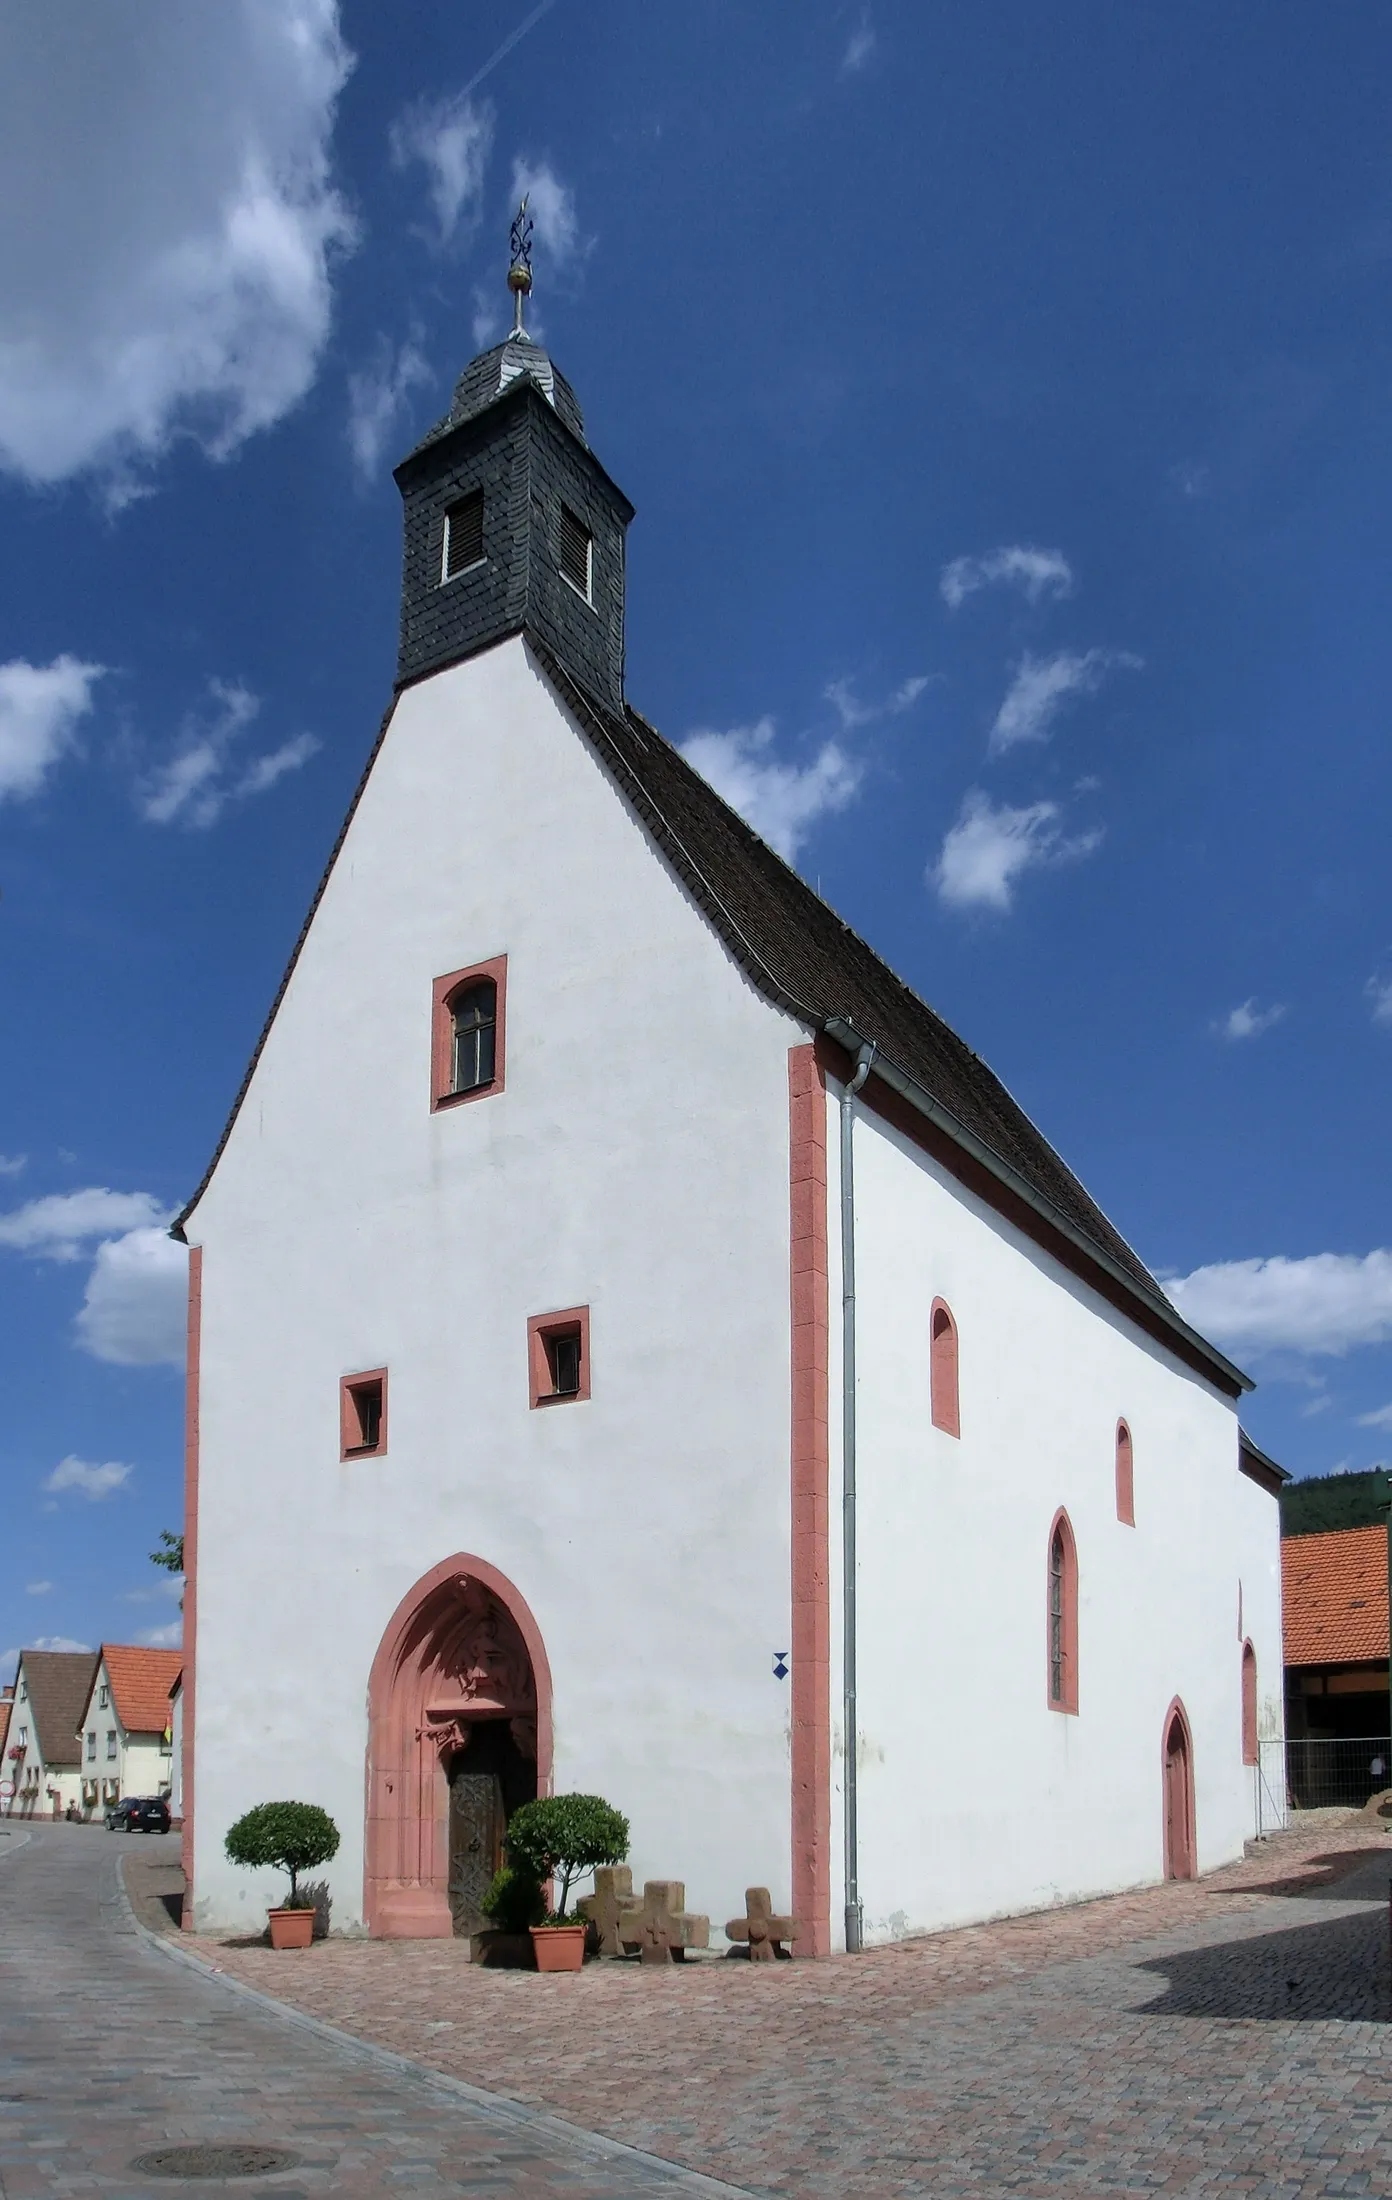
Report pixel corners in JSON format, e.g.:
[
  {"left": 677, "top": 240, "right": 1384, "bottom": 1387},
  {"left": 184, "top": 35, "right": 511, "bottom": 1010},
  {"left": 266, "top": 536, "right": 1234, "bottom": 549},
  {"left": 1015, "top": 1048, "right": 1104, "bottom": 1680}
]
[{"left": 0, "top": 1781, "right": 14, "bottom": 1798}]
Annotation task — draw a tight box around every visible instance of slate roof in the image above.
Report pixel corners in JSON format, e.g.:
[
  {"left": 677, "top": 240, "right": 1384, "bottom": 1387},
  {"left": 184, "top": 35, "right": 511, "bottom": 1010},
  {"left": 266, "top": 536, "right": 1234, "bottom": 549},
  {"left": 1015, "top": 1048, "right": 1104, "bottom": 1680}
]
[
  {"left": 408, "top": 335, "right": 585, "bottom": 459},
  {"left": 101, "top": 1646, "right": 184, "bottom": 1736},
  {"left": 1283, "top": 1525, "right": 1389, "bottom": 1666},
  {"left": 175, "top": 632, "right": 1249, "bottom": 1399},
  {"left": 21, "top": 1650, "right": 99, "bottom": 1769}
]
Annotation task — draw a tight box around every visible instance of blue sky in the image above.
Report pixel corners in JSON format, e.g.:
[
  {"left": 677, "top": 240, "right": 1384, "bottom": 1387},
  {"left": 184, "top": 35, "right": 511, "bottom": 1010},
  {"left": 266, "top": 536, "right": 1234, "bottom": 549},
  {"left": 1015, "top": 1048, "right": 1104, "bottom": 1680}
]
[{"left": 3, "top": 1, "right": 1391, "bottom": 1679}]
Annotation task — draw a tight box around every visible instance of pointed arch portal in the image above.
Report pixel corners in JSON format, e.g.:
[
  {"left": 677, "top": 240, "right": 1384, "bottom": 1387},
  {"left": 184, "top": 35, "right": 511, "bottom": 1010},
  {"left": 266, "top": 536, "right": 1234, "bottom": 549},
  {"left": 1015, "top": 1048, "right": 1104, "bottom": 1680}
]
[
  {"left": 365, "top": 1555, "right": 553, "bottom": 1938},
  {"left": 1162, "top": 1698, "right": 1196, "bottom": 1882}
]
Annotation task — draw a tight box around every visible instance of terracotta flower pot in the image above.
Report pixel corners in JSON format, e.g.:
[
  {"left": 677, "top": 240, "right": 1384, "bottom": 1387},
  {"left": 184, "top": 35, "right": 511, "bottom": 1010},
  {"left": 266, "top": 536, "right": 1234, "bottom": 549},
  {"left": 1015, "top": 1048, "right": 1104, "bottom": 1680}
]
[
  {"left": 529, "top": 1923, "right": 586, "bottom": 1972},
  {"left": 268, "top": 1905, "right": 315, "bottom": 1949}
]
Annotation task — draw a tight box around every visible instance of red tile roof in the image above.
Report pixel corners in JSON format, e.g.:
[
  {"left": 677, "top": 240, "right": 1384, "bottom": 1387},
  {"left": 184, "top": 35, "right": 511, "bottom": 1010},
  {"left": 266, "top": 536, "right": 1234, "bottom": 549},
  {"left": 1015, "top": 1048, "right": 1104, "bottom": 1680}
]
[
  {"left": 101, "top": 1646, "right": 184, "bottom": 1736},
  {"left": 1283, "top": 1526, "right": 1389, "bottom": 1666}
]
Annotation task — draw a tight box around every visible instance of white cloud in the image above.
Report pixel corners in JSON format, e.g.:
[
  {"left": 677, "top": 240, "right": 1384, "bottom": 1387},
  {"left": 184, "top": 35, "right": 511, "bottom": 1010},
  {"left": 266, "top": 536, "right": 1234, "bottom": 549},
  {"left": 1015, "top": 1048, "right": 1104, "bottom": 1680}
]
[
  {"left": 0, "top": 1154, "right": 26, "bottom": 1178},
  {"left": 137, "top": 1620, "right": 184, "bottom": 1650},
  {"left": 76, "top": 1227, "right": 188, "bottom": 1368},
  {"left": 138, "top": 679, "right": 319, "bottom": 828},
  {"left": 1214, "top": 998, "right": 1288, "bottom": 1042},
  {"left": 0, "top": 656, "right": 106, "bottom": 803},
  {"left": 0, "top": 1, "right": 355, "bottom": 489},
  {"left": 931, "top": 789, "right": 1102, "bottom": 912},
  {"left": 1366, "top": 974, "right": 1392, "bottom": 1026},
  {"left": 1357, "top": 1403, "right": 1392, "bottom": 1429},
  {"left": 940, "top": 545, "right": 1074, "bottom": 611},
  {"left": 511, "top": 160, "right": 584, "bottom": 270},
  {"left": 1165, "top": 1249, "right": 1392, "bottom": 1358},
  {"left": 0, "top": 1187, "right": 170, "bottom": 1262},
  {"left": 680, "top": 718, "right": 861, "bottom": 862},
  {"left": 389, "top": 92, "right": 493, "bottom": 247},
  {"left": 841, "top": 11, "right": 877, "bottom": 72},
  {"left": 824, "top": 674, "right": 930, "bottom": 730},
  {"left": 989, "top": 649, "right": 1140, "bottom": 755},
  {"left": 347, "top": 334, "right": 432, "bottom": 479},
  {"left": 24, "top": 1582, "right": 52, "bottom": 1596},
  {"left": 44, "top": 1455, "right": 133, "bottom": 1501}
]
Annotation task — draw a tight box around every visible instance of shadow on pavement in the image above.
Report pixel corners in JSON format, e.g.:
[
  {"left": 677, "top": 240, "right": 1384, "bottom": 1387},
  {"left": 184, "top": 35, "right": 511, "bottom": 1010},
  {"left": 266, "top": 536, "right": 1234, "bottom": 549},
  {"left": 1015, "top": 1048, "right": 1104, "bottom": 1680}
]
[
  {"left": 1135, "top": 1903, "right": 1392, "bottom": 2021},
  {"left": 1227, "top": 1846, "right": 1392, "bottom": 1901}
]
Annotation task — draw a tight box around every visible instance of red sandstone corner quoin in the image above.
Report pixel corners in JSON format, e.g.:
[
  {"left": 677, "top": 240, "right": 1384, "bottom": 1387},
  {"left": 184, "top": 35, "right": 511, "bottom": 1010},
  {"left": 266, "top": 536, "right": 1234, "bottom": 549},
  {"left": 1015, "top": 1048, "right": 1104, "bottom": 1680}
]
[
  {"left": 364, "top": 1553, "right": 554, "bottom": 1939},
  {"left": 788, "top": 1044, "right": 831, "bottom": 1958},
  {"left": 180, "top": 1245, "right": 202, "bottom": 1922},
  {"left": 430, "top": 954, "right": 507, "bottom": 1111}
]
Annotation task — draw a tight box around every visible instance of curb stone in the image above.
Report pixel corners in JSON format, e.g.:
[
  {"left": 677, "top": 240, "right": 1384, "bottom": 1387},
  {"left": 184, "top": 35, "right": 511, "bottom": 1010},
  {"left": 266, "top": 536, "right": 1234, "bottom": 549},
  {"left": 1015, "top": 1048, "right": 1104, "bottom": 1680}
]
[{"left": 114, "top": 1854, "right": 762, "bottom": 2200}]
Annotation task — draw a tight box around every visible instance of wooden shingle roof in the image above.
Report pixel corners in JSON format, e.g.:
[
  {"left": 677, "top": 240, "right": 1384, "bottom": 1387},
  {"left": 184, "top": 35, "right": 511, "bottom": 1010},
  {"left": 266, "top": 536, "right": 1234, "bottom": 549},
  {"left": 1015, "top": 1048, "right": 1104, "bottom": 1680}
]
[{"left": 21, "top": 1649, "right": 99, "bottom": 1770}]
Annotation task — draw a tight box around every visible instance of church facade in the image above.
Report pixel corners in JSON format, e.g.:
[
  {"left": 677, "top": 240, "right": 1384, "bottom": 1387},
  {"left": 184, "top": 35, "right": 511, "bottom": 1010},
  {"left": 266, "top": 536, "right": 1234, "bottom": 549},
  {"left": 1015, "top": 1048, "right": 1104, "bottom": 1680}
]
[{"left": 176, "top": 275, "right": 1284, "bottom": 1948}]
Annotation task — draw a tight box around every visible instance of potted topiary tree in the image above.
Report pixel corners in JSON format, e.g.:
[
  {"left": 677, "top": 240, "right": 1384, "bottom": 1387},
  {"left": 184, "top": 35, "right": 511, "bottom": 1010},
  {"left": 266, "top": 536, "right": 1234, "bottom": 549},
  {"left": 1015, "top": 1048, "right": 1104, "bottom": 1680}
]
[
  {"left": 224, "top": 1802, "right": 341, "bottom": 1948},
  {"left": 504, "top": 1794, "right": 629, "bottom": 1972}
]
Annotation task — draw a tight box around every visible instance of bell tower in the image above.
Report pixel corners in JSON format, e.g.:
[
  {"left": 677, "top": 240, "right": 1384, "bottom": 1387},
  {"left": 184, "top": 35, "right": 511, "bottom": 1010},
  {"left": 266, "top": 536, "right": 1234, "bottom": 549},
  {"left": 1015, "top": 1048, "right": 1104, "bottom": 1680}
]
[{"left": 392, "top": 200, "right": 635, "bottom": 717}]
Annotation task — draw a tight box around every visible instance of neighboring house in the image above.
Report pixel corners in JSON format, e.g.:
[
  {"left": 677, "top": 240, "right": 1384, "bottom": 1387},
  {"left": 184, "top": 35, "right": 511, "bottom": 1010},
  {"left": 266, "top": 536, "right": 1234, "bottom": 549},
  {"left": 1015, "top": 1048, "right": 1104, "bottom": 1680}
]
[
  {"left": 176, "top": 252, "right": 1286, "bottom": 1945},
  {"left": 74, "top": 1647, "right": 184, "bottom": 1817},
  {"left": 7, "top": 1650, "right": 99, "bottom": 1819},
  {"left": 1283, "top": 1523, "right": 1390, "bottom": 1742},
  {"left": 168, "top": 1670, "right": 184, "bottom": 1826},
  {"left": 0, "top": 1688, "right": 11, "bottom": 1816}
]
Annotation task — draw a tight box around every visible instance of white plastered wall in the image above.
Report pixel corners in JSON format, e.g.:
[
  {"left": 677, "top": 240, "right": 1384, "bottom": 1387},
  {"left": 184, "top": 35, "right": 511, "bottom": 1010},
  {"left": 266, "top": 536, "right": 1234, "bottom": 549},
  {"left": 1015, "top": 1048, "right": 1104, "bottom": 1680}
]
[
  {"left": 1236, "top": 1466, "right": 1287, "bottom": 1836},
  {"left": 187, "top": 637, "right": 802, "bottom": 1935},
  {"left": 836, "top": 1088, "right": 1273, "bottom": 1941}
]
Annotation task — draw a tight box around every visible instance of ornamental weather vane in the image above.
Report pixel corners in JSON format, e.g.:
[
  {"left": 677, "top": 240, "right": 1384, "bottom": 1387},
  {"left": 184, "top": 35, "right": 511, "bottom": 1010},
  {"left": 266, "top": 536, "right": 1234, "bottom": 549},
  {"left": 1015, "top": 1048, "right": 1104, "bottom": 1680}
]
[{"left": 508, "top": 195, "right": 534, "bottom": 337}]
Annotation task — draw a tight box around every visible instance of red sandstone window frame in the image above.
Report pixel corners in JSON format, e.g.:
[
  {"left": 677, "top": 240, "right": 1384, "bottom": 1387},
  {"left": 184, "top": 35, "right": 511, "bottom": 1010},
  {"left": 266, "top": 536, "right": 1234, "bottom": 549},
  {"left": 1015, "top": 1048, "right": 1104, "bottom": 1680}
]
[
  {"left": 528, "top": 1307, "right": 591, "bottom": 1408},
  {"left": 341, "top": 1369, "right": 388, "bottom": 1459},
  {"left": 1115, "top": 1418, "right": 1135, "bottom": 1526},
  {"left": 1241, "top": 1640, "right": 1258, "bottom": 1765},
  {"left": 930, "top": 1298, "right": 960, "bottom": 1438},
  {"left": 431, "top": 955, "right": 507, "bottom": 1112},
  {"left": 1046, "top": 1508, "right": 1079, "bottom": 1715}
]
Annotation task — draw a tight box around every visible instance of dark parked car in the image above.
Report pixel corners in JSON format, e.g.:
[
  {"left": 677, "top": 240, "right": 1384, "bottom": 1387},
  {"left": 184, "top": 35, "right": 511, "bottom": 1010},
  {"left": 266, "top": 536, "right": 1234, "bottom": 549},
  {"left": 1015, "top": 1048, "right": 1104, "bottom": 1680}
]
[{"left": 104, "top": 1796, "right": 171, "bottom": 1834}]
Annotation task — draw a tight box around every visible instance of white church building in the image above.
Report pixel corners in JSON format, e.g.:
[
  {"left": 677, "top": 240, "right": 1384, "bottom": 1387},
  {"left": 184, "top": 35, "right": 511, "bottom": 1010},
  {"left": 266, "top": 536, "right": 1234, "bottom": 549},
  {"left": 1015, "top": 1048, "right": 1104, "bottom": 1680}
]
[{"left": 176, "top": 240, "right": 1284, "bottom": 1949}]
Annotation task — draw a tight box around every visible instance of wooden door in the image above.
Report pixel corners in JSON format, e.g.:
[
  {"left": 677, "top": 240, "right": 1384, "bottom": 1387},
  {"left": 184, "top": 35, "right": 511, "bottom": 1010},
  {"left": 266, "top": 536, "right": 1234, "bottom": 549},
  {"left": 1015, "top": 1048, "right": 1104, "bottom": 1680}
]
[
  {"left": 447, "top": 1770, "right": 504, "bottom": 1937},
  {"left": 1163, "top": 1714, "right": 1194, "bottom": 1880}
]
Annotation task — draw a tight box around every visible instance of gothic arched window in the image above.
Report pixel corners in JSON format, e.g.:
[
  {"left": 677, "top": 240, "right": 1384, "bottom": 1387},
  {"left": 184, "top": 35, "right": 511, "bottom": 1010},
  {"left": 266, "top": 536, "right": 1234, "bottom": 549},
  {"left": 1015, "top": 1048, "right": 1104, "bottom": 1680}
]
[
  {"left": 930, "top": 1299, "right": 960, "bottom": 1438},
  {"left": 1115, "top": 1419, "right": 1135, "bottom": 1525},
  {"left": 1241, "top": 1641, "right": 1258, "bottom": 1765},
  {"left": 1047, "top": 1510, "right": 1079, "bottom": 1714}
]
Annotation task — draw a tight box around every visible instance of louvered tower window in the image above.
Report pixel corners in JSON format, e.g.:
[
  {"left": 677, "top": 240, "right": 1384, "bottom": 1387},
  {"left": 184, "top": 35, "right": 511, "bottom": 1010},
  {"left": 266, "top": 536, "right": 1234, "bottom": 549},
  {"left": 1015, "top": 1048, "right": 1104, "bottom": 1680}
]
[
  {"left": 442, "top": 491, "right": 484, "bottom": 580},
  {"left": 558, "top": 504, "right": 592, "bottom": 600}
]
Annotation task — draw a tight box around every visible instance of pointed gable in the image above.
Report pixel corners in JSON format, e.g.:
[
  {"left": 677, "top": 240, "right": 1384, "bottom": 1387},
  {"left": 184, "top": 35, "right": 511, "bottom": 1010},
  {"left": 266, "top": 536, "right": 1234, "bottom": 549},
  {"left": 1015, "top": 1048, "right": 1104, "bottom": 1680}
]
[
  {"left": 101, "top": 1646, "right": 184, "bottom": 1735},
  {"left": 22, "top": 1649, "right": 99, "bottom": 1769}
]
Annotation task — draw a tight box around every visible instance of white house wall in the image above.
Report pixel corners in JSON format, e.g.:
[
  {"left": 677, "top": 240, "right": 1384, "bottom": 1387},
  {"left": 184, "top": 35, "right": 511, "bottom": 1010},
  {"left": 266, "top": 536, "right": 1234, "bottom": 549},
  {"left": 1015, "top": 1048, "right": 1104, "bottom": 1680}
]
[
  {"left": 842, "top": 1092, "right": 1268, "bottom": 1940},
  {"left": 1236, "top": 1467, "right": 1287, "bottom": 1836},
  {"left": 187, "top": 637, "right": 802, "bottom": 1935}
]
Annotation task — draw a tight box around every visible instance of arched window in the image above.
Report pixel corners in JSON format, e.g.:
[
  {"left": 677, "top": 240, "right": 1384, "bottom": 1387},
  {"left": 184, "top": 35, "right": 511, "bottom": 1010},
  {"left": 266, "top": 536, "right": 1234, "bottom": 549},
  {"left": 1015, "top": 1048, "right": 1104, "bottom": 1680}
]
[
  {"left": 1046, "top": 1510, "right": 1079, "bottom": 1714},
  {"left": 1115, "top": 1419, "right": 1134, "bottom": 1525},
  {"left": 930, "top": 1299, "right": 960, "bottom": 1437},
  {"left": 1241, "top": 1641, "right": 1258, "bottom": 1765},
  {"left": 450, "top": 979, "right": 497, "bottom": 1095},
  {"left": 431, "top": 957, "right": 506, "bottom": 1110}
]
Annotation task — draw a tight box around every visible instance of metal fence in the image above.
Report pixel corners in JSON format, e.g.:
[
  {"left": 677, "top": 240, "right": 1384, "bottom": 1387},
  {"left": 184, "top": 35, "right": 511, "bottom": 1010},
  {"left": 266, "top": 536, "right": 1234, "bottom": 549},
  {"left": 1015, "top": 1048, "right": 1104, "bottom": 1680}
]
[{"left": 1265, "top": 1734, "right": 1392, "bottom": 1817}]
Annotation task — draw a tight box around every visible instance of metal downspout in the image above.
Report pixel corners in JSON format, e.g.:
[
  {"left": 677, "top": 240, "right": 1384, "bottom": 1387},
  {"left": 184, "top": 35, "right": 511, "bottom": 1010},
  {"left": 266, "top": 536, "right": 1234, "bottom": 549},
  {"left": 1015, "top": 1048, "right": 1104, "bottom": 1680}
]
[{"left": 840, "top": 1042, "right": 875, "bottom": 1953}]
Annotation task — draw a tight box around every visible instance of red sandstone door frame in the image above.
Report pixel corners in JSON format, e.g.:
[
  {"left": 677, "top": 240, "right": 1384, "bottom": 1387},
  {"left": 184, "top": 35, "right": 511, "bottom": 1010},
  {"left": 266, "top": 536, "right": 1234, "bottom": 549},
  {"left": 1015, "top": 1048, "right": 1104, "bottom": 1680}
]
[
  {"left": 364, "top": 1554, "right": 553, "bottom": 1939},
  {"left": 1161, "top": 1699, "right": 1196, "bottom": 1881}
]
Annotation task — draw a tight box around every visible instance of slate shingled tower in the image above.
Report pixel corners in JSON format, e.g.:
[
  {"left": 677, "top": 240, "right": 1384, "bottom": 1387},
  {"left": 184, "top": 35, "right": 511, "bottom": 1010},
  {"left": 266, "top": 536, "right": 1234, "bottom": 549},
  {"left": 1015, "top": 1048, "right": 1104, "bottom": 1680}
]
[{"left": 392, "top": 319, "right": 634, "bottom": 715}]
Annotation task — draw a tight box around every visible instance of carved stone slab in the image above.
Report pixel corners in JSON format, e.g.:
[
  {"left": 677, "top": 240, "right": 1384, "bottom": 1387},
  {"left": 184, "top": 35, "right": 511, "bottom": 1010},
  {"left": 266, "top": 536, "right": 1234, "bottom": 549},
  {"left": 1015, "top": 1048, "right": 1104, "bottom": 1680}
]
[
  {"left": 578, "top": 1864, "right": 634, "bottom": 1957},
  {"left": 617, "top": 1879, "right": 710, "bottom": 1963},
  {"left": 725, "top": 1887, "right": 798, "bottom": 1961}
]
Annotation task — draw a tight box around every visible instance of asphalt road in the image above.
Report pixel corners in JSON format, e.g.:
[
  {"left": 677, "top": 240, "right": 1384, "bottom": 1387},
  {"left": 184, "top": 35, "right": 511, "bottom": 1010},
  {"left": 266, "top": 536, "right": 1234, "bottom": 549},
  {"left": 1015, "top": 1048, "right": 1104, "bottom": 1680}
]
[{"left": 0, "top": 1821, "right": 750, "bottom": 2198}]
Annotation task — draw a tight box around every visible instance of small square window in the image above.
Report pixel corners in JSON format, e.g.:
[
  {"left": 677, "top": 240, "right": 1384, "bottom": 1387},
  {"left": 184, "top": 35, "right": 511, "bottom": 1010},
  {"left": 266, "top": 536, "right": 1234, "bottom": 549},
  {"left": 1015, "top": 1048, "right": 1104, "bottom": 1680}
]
[
  {"left": 528, "top": 1306, "right": 591, "bottom": 1408},
  {"left": 341, "top": 1369, "right": 388, "bottom": 1459},
  {"left": 558, "top": 505, "right": 592, "bottom": 601},
  {"left": 442, "top": 491, "right": 485, "bottom": 580}
]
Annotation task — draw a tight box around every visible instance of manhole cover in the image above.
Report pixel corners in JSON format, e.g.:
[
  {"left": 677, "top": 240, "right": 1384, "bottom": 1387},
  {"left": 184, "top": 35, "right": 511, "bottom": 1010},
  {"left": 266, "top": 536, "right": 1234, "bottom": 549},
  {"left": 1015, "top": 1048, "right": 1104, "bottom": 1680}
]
[{"left": 129, "top": 2144, "right": 299, "bottom": 2180}]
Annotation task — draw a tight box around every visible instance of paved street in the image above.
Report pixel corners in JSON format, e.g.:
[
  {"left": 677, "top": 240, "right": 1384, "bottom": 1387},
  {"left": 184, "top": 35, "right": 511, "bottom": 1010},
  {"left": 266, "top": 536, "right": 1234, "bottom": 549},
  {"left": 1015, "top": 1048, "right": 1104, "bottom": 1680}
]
[
  {"left": 189, "top": 1821, "right": 1392, "bottom": 2200},
  {"left": 7, "top": 1819, "right": 1392, "bottom": 2198},
  {"left": 0, "top": 1823, "right": 746, "bottom": 2198}
]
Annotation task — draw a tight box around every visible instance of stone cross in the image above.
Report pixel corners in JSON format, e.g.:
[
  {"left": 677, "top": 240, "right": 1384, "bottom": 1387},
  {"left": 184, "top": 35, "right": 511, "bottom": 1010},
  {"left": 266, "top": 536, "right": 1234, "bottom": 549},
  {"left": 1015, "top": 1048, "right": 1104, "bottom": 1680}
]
[
  {"left": 617, "top": 1880, "right": 710, "bottom": 1963},
  {"left": 577, "top": 1865, "right": 634, "bottom": 1958},
  {"left": 725, "top": 1887, "right": 797, "bottom": 1961}
]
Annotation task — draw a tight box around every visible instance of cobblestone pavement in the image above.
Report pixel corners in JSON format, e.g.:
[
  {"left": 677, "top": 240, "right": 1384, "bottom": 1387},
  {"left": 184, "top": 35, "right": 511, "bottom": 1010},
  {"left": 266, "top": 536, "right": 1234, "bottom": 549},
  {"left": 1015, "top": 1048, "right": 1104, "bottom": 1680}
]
[
  {"left": 186, "top": 1821, "right": 1392, "bottom": 2199},
  {"left": 0, "top": 1823, "right": 749, "bottom": 2198}
]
